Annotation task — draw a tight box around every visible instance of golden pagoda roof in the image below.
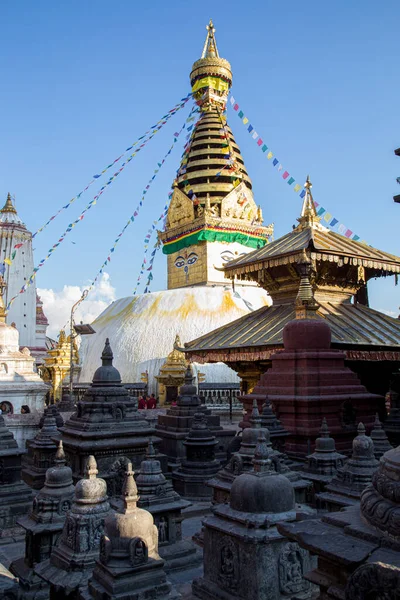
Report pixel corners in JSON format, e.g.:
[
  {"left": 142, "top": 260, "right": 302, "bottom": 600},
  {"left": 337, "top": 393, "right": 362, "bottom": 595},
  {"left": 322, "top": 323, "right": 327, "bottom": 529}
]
[
  {"left": 183, "top": 302, "right": 400, "bottom": 357},
  {"left": 223, "top": 180, "right": 400, "bottom": 276}
]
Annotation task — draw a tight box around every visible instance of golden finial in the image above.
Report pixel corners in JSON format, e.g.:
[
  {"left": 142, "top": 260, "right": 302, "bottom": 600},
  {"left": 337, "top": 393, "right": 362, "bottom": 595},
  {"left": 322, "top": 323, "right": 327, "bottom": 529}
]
[
  {"left": 201, "top": 18, "right": 220, "bottom": 59},
  {"left": 1, "top": 193, "right": 17, "bottom": 214},
  {"left": 297, "top": 175, "right": 319, "bottom": 230}
]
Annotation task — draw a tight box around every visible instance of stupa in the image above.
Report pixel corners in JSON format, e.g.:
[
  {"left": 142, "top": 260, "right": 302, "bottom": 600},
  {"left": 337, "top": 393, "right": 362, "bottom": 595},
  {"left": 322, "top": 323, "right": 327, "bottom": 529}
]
[
  {"left": 278, "top": 445, "right": 400, "bottom": 599},
  {"left": 156, "top": 364, "right": 234, "bottom": 470},
  {"left": 60, "top": 339, "right": 166, "bottom": 495},
  {"left": 133, "top": 440, "right": 201, "bottom": 572},
  {"left": 78, "top": 19, "right": 272, "bottom": 395},
  {"left": 370, "top": 413, "right": 392, "bottom": 460},
  {"left": 0, "top": 413, "right": 33, "bottom": 534},
  {"left": 172, "top": 411, "right": 221, "bottom": 500},
  {"left": 316, "top": 423, "right": 379, "bottom": 511},
  {"left": 39, "top": 403, "right": 64, "bottom": 428},
  {"left": 0, "top": 274, "right": 48, "bottom": 416},
  {"left": 21, "top": 415, "right": 60, "bottom": 490},
  {"left": 0, "top": 193, "right": 49, "bottom": 363},
  {"left": 193, "top": 432, "right": 314, "bottom": 600},
  {"left": 80, "top": 461, "right": 179, "bottom": 600},
  {"left": 298, "top": 419, "right": 347, "bottom": 501},
  {"left": 35, "top": 455, "right": 110, "bottom": 599},
  {"left": 10, "top": 441, "right": 75, "bottom": 599}
]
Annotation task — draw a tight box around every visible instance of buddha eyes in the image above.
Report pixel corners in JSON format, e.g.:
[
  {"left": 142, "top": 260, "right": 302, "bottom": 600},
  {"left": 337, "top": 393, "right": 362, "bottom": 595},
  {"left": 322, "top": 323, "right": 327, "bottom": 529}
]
[
  {"left": 220, "top": 250, "right": 235, "bottom": 262},
  {"left": 187, "top": 253, "right": 198, "bottom": 265},
  {"left": 175, "top": 257, "right": 185, "bottom": 268},
  {"left": 175, "top": 253, "right": 198, "bottom": 267}
]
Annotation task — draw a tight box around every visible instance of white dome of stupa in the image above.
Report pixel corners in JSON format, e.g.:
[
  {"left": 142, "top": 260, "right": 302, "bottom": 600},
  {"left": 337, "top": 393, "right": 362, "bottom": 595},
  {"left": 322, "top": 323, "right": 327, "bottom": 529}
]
[{"left": 79, "top": 284, "right": 270, "bottom": 391}]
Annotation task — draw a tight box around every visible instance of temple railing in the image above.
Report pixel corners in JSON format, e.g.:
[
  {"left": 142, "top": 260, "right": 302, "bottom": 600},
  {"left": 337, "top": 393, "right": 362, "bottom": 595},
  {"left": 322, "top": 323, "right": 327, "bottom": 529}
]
[
  {"left": 199, "top": 382, "right": 242, "bottom": 420},
  {"left": 62, "top": 383, "right": 147, "bottom": 403}
]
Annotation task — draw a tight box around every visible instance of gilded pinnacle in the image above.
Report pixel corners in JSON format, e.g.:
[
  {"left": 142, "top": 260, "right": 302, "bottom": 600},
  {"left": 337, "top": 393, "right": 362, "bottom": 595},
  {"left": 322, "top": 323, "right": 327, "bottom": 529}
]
[{"left": 0, "top": 193, "right": 17, "bottom": 214}]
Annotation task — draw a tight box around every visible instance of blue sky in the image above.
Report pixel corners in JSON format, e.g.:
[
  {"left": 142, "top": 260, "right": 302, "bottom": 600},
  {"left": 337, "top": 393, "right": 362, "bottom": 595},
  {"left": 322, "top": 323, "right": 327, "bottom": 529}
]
[{"left": 1, "top": 0, "right": 399, "bottom": 318}]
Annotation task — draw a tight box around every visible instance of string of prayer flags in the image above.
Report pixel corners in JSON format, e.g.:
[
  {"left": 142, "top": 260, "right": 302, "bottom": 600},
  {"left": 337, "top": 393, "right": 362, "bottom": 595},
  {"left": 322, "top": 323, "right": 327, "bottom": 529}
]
[
  {"left": 229, "top": 95, "right": 305, "bottom": 198},
  {"left": 228, "top": 95, "right": 362, "bottom": 242},
  {"left": 8, "top": 93, "right": 193, "bottom": 268},
  {"left": 5, "top": 97, "right": 194, "bottom": 313},
  {"left": 84, "top": 105, "right": 197, "bottom": 300}
]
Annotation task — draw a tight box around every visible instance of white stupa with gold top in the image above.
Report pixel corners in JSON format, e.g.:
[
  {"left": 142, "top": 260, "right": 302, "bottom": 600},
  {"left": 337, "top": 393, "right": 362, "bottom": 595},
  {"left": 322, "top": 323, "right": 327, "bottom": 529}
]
[{"left": 79, "top": 21, "right": 272, "bottom": 394}]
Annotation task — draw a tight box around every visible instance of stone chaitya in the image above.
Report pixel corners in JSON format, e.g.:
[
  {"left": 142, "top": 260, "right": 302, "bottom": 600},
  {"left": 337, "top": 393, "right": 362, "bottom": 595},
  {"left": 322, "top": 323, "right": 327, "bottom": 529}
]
[
  {"left": 21, "top": 415, "right": 60, "bottom": 490},
  {"left": 239, "top": 388, "right": 289, "bottom": 450},
  {"left": 39, "top": 403, "right": 64, "bottom": 429},
  {"left": 80, "top": 461, "right": 179, "bottom": 600},
  {"left": 35, "top": 455, "right": 110, "bottom": 599},
  {"left": 209, "top": 400, "right": 310, "bottom": 505},
  {"left": 156, "top": 364, "right": 234, "bottom": 470},
  {"left": 10, "top": 441, "right": 75, "bottom": 599},
  {"left": 60, "top": 339, "right": 166, "bottom": 495},
  {"left": 316, "top": 422, "right": 379, "bottom": 511},
  {"left": 193, "top": 431, "right": 314, "bottom": 600},
  {"left": 278, "top": 444, "right": 400, "bottom": 599},
  {"left": 0, "top": 414, "right": 33, "bottom": 534},
  {"left": 172, "top": 412, "right": 221, "bottom": 500},
  {"left": 134, "top": 439, "right": 201, "bottom": 572},
  {"left": 370, "top": 413, "right": 392, "bottom": 460},
  {"left": 298, "top": 418, "right": 347, "bottom": 500}
]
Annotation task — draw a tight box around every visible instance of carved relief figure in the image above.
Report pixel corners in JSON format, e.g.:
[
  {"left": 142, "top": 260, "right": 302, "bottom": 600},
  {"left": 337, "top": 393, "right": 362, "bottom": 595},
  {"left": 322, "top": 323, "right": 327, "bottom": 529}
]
[
  {"left": 279, "top": 542, "right": 309, "bottom": 595},
  {"left": 158, "top": 517, "right": 168, "bottom": 543},
  {"left": 129, "top": 537, "right": 148, "bottom": 566},
  {"left": 218, "top": 540, "right": 239, "bottom": 590}
]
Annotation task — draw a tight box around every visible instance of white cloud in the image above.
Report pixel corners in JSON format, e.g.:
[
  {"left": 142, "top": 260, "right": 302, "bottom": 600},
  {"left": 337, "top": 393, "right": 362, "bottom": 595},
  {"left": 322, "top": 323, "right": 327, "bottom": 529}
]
[{"left": 38, "top": 272, "right": 116, "bottom": 339}]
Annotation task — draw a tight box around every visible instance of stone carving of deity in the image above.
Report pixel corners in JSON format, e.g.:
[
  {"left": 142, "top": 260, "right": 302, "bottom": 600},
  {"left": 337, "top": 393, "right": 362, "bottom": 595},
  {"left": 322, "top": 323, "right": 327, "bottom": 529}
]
[
  {"left": 158, "top": 517, "right": 168, "bottom": 544},
  {"left": 279, "top": 542, "right": 309, "bottom": 595}
]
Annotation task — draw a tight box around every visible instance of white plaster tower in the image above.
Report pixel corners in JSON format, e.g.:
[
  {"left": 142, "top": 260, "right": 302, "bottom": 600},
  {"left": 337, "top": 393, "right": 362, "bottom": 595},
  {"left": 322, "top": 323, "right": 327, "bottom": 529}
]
[{"left": 0, "top": 193, "right": 47, "bottom": 358}]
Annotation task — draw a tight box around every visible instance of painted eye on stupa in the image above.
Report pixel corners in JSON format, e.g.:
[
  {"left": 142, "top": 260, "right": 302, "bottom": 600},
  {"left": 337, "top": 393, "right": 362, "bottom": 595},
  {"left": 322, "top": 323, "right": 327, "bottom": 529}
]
[
  {"left": 174, "top": 257, "right": 185, "bottom": 268},
  {"left": 220, "top": 250, "right": 235, "bottom": 262},
  {"left": 187, "top": 252, "right": 198, "bottom": 265}
]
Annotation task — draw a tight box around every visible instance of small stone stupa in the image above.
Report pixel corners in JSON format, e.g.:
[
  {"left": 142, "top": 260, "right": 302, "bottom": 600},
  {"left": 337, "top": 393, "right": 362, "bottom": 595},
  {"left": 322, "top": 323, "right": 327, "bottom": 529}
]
[
  {"left": 10, "top": 441, "right": 75, "bottom": 598},
  {"left": 316, "top": 423, "right": 379, "bottom": 511},
  {"left": 172, "top": 412, "right": 220, "bottom": 500},
  {"left": 278, "top": 445, "right": 400, "bottom": 599},
  {"left": 0, "top": 414, "right": 33, "bottom": 533},
  {"left": 156, "top": 364, "right": 234, "bottom": 470},
  {"left": 193, "top": 431, "right": 314, "bottom": 600},
  {"left": 370, "top": 413, "right": 392, "bottom": 460},
  {"left": 80, "top": 461, "right": 179, "bottom": 600},
  {"left": 39, "top": 403, "right": 64, "bottom": 429},
  {"left": 133, "top": 440, "right": 201, "bottom": 572},
  {"left": 21, "top": 415, "right": 59, "bottom": 490},
  {"left": 60, "top": 339, "right": 166, "bottom": 495},
  {"left": 35, "top": 455, "right": 110, "bottom": 599},
  {"left": 299, "top": 419, "right": 347, "bottom": 499}
]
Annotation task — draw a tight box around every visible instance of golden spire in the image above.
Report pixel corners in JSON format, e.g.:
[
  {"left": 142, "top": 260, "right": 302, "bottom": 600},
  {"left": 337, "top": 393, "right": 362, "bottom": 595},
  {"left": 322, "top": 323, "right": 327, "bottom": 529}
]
[
  {"left": 295, "top": 260, "right": 319, "bottom": 319},
  {"left": 201, "top": 19, "right": 220, "bottom": 58},
  {"left": 297, "top": 176, "right": 320, "bottom": 230},
  {"left": 0, "top": 193, "right": 17, "bottom": 214}
]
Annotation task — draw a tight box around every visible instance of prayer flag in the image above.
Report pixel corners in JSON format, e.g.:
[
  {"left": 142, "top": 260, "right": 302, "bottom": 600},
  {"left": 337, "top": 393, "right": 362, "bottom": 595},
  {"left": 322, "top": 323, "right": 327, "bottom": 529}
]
[
  {"left": 330, "top": 218, "right": 338, "bottom": 227},
  {"left": 238, "top": 110, "right": 244, "bottom": 118},
  {"left": 287, "top": 177, "right": 295, "bottom": 185},
  {"left": 317, "top": 207, "right": 326, "bottom": 216},
  {"left": 267, "top": 152, "right": 273, "bottom": 160},
  {"left": 324, "top": 213, "right": 332, "bottom": 222},
  {"left": 230, "top": 96, "right": 235, "bottom": 105},
  {"left": 272, "top": 159, "right": 278, "bottom": 166},
  {"left": 4, "top": 258, "right": 12, "bottom": 266},
  {"left": 247, "top": 125, "right": 253, "bottom": 133},
  {"left": 300, "top": 190, "right": 306, "bottom": 198},
  {"left": 257, "top": 139, "right": 263, "bottom": 147},
  {"left": 345, "top": 229, "right": 353, "bottom": 238},
  {"left": 261, "top": 145, "right": 268, "bottom": 152},
  {"left": 243, "top": 117, "right": 249, "bottom": 125},
  {"left": 233, "top": 104, "right": 239, "bottom": 111},
  {"left": 293, "top": 184, "right": 302, "bottom": 192},
  {"left": 282, "top": 171, "right": 289, "bottom": 179},
  {"left": 252, "top": 131, "right": 258, "bottom": 140}
]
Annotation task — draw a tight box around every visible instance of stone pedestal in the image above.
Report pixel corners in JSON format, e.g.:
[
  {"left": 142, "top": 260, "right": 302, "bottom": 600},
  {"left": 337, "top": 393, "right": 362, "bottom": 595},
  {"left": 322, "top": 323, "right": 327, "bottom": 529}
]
[
  {"left": 316, "top": 423, "right": 379, "bottom": 511},
  {"left": 278, "top": 444, "right": 400, "bottom": 600},
  {"left": 21, "top": 415, "right": 59, "bottom": 490},
  {"left": 60, "top": 339, "right": 166, "bottom": 497},
  {"left": 172, "top": 412, "right": 221, "bottom": 501},
  {"left": 193, "top": 432, "right": 314, "bottom": 600},
  {"left": 35, "top": 455, "right": 110, "bottom": 599},
  {"left": 298, "top": 418, "right": 347, "bottom": 501},
  {"left": 370, "top": 413, "right": 392, "bottom": 460},
  {"left": 0, "top": 415, "right": 33, "bottom": 536},
  {"left": 261, "top": 318, "right": 384, "bottom": 458},
  {"left": 10, "top": 441, "right": 75, "bottom": 599},
  {"left": 80, "top": 461, "right": 179, "bottom": 600},
  {"left": 156, "top": 366, "right": 234, "bottom": 471}
]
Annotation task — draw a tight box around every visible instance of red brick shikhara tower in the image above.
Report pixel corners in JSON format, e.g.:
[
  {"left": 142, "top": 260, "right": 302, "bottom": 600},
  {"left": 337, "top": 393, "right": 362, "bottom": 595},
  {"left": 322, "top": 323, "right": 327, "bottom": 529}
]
[{"left": 260, "top": 272, "right": 384, "bottom": 458}]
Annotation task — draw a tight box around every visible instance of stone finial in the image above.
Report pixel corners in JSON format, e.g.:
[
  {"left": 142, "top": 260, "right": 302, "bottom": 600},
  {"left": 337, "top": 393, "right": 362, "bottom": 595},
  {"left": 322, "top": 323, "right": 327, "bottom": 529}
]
[
  {"left": 146, "top": 438, "right": 156, "bottom": 458},
  {"left": 122, "top": 461, "right": 139, "bottom": 510},
  {"left": 184, "top": 363, "right": 194, "bottom": 384},
  {"left": 249, "top": 399, "right": 261, "bottom": 428},
  {"left": 54, "top": 440, "right": 66, "bottom": 467},
  {"left": 86, "top": 455, "right": 98, "bottom": 479},
  {"left": 358, "top": 422, "right": 366, "bottom": 435},
  {"left": 101, "top": 338, "right": 114, "bottom": 365},
  {"left": 320, "top": 417, "right": 330, "bottom": 437},
  {"left": 253, "top": 431, "right": 271, "bottom": 473},
  {"left": 370, "top": 413, "right": 393, "bottom": 460}
]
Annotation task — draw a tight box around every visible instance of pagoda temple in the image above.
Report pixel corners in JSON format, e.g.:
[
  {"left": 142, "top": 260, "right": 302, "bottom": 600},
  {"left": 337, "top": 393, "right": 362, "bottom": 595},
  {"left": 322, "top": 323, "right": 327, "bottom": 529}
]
[
  {"left": 78, "top": 20, "right": 272, "bottom": 394},
  {"left": 184, "top": 177, "right": 400, "bottom": 397}
]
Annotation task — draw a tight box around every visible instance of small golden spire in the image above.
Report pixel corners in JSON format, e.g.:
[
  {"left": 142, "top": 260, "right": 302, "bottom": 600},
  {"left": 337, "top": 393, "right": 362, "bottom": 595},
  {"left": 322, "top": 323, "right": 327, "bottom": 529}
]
[
  {"left": 297, "top": 175, "right": 320, "bottom": 230},
  {"left": 0, "top": 193, "right": 17, "bottom": 215},
  {"left": 201, "top": 19, "right": 220, "bottom": 58},
  {"left": 295, "top": 260, "right": 319, "bottom": 319}
]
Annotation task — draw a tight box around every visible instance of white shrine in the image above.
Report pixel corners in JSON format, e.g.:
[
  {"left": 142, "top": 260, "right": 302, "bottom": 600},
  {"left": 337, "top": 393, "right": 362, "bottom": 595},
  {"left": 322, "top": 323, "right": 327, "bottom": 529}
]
[{"left": 0, "top": 193, "right": 49, "bottom": 363}]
